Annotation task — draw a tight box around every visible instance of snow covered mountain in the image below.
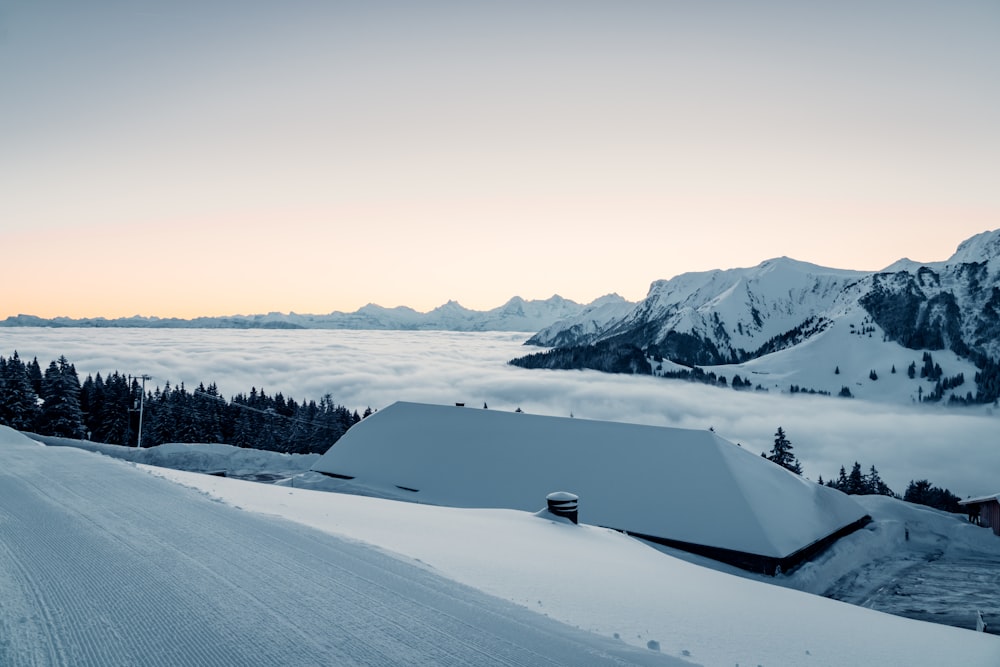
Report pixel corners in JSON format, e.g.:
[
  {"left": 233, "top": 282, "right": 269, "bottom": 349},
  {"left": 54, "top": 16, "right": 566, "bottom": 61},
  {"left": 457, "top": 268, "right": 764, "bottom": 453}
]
[
  {"left": 526, "top": 293, "right": 638, "bottom": 348},
  {"left": 517, "top": 229, "right": 1000, "bottom": 405},
  {"left": 529, "top": 259, "right": 863, "bottom": 362},
  {"left": 1, "top": 295, "right": 615, "bottom": 332}
]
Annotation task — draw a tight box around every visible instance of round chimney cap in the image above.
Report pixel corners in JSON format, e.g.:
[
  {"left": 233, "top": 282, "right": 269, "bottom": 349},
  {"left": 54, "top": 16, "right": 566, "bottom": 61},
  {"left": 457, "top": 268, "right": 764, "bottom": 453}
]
[{"left": 546, "top": 491, "right": 578, "bottom": 502}]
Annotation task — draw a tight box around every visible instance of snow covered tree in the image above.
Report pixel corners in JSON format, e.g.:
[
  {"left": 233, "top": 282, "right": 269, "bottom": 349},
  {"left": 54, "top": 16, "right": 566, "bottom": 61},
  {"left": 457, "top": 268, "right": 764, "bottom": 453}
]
[
  {"left": 0, "top": 352, "right": 41, "bottom": 430},
  {"left": 767, "top": 427, "right": 802, "bottom": 475},
  {"left": 38, "top": 356, "right": 85, "bottom": 438},
  {"left": 846, "top": 462, "right": 865, "bottom": 494}
]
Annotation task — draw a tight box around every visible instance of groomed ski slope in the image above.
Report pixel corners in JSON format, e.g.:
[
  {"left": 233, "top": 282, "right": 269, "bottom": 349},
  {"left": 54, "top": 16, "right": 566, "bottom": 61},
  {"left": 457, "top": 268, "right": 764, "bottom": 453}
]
[
  {"left": 4, "top": 428, "right": 1000, "bottom": 667},
  {"left": 158, "top": 477, "right": 1000, "bottom": 666},
  {"left": 0, "top": 427, "right": 677, "bottom": 667}
]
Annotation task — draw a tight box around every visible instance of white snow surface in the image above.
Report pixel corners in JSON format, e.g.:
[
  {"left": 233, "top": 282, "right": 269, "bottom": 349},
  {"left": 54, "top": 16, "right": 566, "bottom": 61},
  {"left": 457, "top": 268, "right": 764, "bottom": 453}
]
[
  {"left": 10, "top": 427, "right": 1000, "bottom": 665},
  {"left": 311, "top": 402, "right": 866, "bottom": 560},
  {"left": 31, "top": 433, "right": 320, "bottom": 477},
  {"left": 699, "top": 314, "right": 984, "bottom": 405},
  {"left": 782, "top": 494, "right": 1000, "bottom": 597},
  {"left": 146, "top": 451, "right": 1000, "bottom": 666},
  {"left": 0, "top": 426, "right": 678, "bottom": 667}
]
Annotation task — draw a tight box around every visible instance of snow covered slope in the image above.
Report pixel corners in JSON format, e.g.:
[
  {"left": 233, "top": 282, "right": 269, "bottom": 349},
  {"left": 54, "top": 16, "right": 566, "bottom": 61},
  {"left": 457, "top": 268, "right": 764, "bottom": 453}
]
[
  {"left": 527, "top": 258, "right": 863, "bottom": 359},
  {"left": 33, "top": 434, "right": 320, "bottom": 478},
  {"left": 696, "top": 310, "right": 985, "bottom": 405},
  {"left": 1, "top": 426, "right": 675, "bottom": 667},
  {"left": 13, "top": 425, "right": 1000, "bottom": 664},
  {"left": 159, "top": 452, "right": 1000, "bottom": 666},
  {"left": 311, "top": 401, "right": 867, "bottom": 572}
]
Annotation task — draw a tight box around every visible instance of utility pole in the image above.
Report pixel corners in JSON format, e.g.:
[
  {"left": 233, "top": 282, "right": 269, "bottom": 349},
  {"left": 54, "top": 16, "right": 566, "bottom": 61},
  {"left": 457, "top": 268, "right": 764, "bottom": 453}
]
[
  {"left": 129, "top": 374, "right": 152, "bottom": 448},
  {"left": 136, "top": 374, "right": 150, "bottom": 448}
]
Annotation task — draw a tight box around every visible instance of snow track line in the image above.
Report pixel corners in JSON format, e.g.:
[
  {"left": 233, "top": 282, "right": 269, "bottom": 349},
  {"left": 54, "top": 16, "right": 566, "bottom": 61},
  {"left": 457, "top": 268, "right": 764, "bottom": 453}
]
[
  {"left": 117, "top": 461, "right": 653, "bottom": 666},
  {"left": 0, "top": 501, "right": 65, "bottom": 667},
  {"left": 233, "top": 527, "right": 561, "bottom": 667},
  {"left": 139, "top": 475, "right": 635, "bottom": 667},
  {"left": 146, "top": 472, "right": 650, "bottom": 667},
  {"left": 0, "top": 441, "right": 675, "bottom": 666}
]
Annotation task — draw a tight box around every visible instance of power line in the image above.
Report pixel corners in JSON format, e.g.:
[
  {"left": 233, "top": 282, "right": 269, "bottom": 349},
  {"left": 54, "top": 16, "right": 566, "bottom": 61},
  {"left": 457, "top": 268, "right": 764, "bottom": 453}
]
[{"left": 192, "top": 389, "right": 349, "bottom": 431}]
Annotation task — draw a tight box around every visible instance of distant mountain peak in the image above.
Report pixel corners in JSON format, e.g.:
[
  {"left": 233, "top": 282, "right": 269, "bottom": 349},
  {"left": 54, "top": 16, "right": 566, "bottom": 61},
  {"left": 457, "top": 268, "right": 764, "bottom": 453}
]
[{"left": 1, "top": 295, "right": 611, "bottom": 333}]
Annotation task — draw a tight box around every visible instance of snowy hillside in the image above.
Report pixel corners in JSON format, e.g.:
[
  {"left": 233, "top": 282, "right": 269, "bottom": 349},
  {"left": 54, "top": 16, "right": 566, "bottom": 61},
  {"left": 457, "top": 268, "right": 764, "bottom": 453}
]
[
  {"left": 5, "top": 427, "right": 998, "bottom": 666},
  {"left": 0, "top": 427, "right": 670, "bottom": 666},
  {"left": 0, "top": 294, "right": 605, "bottom": 332},
  {"left": 530, "top": 258, "right": 861, "bottom": 359},
  {"left": 696, "top": 312, "right": 985, "bottom": 405},
  {"left": 518, "top": 229, "right": 1000, "bottom": 406}
]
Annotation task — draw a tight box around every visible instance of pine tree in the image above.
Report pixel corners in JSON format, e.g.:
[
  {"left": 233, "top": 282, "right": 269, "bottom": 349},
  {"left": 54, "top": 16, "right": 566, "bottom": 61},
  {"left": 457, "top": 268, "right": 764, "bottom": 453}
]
[
  {"left": 904, "top": 480, "right": 961, "bottom": 513},
  {"left": 0, "top": 352, "right": 41, "bottom": 430},
  {"left": 27, "top": 357, "right": 43, "bottom": 395},
  {"left": 846, "top": 461, "right": 865, "bottom": 494},
  {"left": 38, "top": 356, "right": 85, "bottom": 438},
  {"left": 767, "top": 427, "right": 802, "bottom": 474},
  {"left": 98, "top": 372, "right": 134, "bottom": 445},
  {"left": 866, "top": 465, "right": 894, "bottom": 496}
]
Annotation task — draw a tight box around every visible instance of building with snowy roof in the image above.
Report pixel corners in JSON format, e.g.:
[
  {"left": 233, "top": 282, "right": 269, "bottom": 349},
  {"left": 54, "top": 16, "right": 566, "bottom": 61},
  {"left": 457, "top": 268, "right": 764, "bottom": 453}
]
[
  {"left": 960, "top": 494, "right": 1000, "bottom": 537},
  {"left": 311, "top": 401, "right": 869, "bottom": 574}
]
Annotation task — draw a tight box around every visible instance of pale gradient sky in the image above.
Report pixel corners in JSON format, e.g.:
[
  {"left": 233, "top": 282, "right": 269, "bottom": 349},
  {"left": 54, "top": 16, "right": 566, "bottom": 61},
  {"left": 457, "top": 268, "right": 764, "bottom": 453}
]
[{"left": 2, "top": 0, "right": 998, "bottom": 318}]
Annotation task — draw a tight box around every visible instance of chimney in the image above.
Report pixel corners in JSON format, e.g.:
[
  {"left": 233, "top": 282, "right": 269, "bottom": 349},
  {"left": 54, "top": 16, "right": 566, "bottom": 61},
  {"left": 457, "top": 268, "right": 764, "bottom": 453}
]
[{"left": 546, "top": 491, "right": 579, "bottom": 524}]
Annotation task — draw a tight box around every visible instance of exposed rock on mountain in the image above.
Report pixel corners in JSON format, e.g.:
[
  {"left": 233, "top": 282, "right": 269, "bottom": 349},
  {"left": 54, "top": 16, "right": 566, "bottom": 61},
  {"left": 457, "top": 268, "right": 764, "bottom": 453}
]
[{"left": 514, "top": 230, "right": 1000, "bottom": 405}]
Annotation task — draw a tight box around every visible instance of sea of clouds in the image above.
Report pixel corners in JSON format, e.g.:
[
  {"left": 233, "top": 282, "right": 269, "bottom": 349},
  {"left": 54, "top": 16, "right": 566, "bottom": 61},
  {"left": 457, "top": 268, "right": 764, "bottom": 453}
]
[{"left": 2, "top": 327, "right": 997, "bottom": 497}]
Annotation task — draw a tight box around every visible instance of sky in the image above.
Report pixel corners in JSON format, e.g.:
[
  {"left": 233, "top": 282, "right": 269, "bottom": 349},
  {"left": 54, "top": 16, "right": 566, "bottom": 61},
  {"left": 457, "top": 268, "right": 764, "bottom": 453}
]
[
  {"left": 2, "top": 0, "right": 998, "bottom": 319},
  {"left": 3, "top": 327, "right": 998, "bottom": 497}
]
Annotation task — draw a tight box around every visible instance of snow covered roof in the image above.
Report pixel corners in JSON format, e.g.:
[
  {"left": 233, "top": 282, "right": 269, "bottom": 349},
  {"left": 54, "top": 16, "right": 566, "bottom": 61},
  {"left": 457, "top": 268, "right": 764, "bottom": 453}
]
[
  {"left": 312, "top": 402, "right": 868, "bottom": 572},
  {"left": 961, "top": 494, "right": 1000, "bottom": 505}
]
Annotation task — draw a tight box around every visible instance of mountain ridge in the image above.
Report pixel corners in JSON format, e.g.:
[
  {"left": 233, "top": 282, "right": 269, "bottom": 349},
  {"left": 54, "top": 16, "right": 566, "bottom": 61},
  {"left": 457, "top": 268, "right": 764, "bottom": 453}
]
[
  {"left": 514, "top": 229, "right": 1000, "bottom": 406},
  {"left": 0, "top": 295, "right": 623, "bottom": 333}
]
